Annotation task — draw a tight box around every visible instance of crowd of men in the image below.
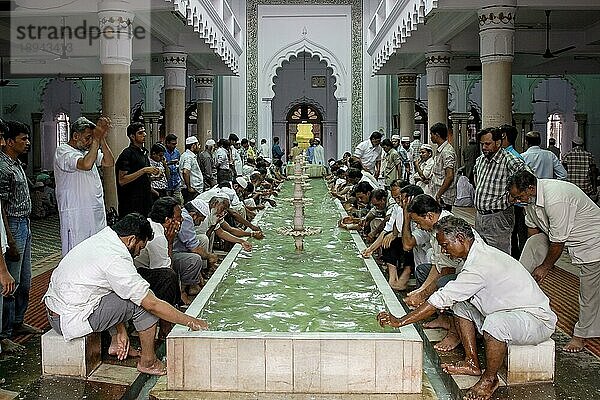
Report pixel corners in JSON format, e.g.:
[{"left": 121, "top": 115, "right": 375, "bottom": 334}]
[
  {"left": 327, "top": 123, "right": 599, "bottom": 400},
  {"left": 0, "top": 116, "right": 291, "bottom": 373},
  {"left": 0, "top": 114, "right": 598, "bottom": 397}
]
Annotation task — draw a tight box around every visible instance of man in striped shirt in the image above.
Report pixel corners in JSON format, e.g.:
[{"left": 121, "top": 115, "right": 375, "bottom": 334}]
[
  {"left": 562, "top": 136, "right": 597, "bottom": 199},
  {"left": 473, "top": 127, "right": 527, "bottom": 254}
]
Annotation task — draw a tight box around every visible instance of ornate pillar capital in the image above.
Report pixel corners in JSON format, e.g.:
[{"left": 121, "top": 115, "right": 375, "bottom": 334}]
[
  {"left": 574, "top": 113, "right": 588, "bottom": 124},
  {"left": 478, "top": 1, "right": 516, "bottom": 64},
  {"left": 162, "top": 46, "right": 187, "bottom": 90},
  {"left": 398, "top": 71, "right": 417, "bottom": 86},
  {"left": 195, "top": 74, "right": 215, "bottom": 103},
  {"left": 98, "top": 1, "right": 134, "bottom": 66},
  {"left": 425, "top": 45, "right": 451, "bottom": 89}
]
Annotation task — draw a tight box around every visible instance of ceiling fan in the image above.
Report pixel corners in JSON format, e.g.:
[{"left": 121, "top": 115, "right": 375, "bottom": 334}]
[
  {"left": 519, "top": 10, "right": 575, "bottom": 58},
  {"left": 0, "top": 58, "right": 18, "bottom": 87},
  {"left": 38, "top": 17, "right": 91, "bottom": 61}
]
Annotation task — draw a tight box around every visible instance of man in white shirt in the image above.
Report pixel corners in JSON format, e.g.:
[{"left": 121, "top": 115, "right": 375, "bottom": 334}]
[
  {"left": 134, "top": 197, "right": 195, "bottom": 307},
  {"left": 521, "top": 131, "right": 567, "bottom": 179},
  {"left": 214, "top": 138, "right": 232, "bottom": 184},
  {"left": 54, "top": 116, "right": 115, "bottom": 256},
  {"left": 180, "top": 136, "right": 204, "bottom": 202},
  {"left": 508, "top": 169, "right": 600, "bottom": 352},
  {"left": 313, "top": 138, "right": 325, "bottom": 165},
  {"left": 378, "top": 216, "right": 556, "bottom": 400},
  {"left": 353, "top": 131, "right": 383, "bottom": 176},
  {"left": 44, "top": 214, "right": 208, "bottom": 376}
]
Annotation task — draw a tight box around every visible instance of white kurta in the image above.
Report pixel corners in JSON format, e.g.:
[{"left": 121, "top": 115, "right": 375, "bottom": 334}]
[
  {"left": 313, "top": 145, "right": 325, "bottom": 165},
  {"left": 134, "top": 219, "right": 171, "bottom": 270},
  {"left": 428, "top": 238, "right": 557, "bottom": 330},
  {"left": 54, "top": 144, "right": 107, "bottom": 256},
  {"left": 354, "top": 140, "right": 382, "bottom": 174},
  {"left": 43, "top": 227, "right": 150, "bottom": 341}
]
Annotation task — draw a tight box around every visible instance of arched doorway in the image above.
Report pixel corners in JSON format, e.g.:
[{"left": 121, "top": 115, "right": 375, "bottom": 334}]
[{"left": 285, "top": 103, "right": 323, "bottom": 155}]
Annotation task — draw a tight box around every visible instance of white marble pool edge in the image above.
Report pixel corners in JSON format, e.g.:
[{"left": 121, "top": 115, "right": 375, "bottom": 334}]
[{"left": 166, "top": 180, "right": 423, "bottom": 394}]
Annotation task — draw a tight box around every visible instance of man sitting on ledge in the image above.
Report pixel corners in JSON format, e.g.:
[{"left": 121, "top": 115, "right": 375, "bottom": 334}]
[
  {"left": 43, "top": 213, "right": 208, "bottom": 376},
  {"left": 378, "top": 216, "right": 556, "bottom": 400}
]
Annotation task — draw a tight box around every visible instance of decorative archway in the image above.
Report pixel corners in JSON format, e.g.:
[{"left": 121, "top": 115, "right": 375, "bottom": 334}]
[{"left": 258, "top": 37, "right": 350, "bottom": 158}]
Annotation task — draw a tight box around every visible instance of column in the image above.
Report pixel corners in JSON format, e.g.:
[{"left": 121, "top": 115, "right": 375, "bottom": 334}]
[
  {"left": 398, "top": 71, "right": 417, "bottom": 137},
  {"left": 575, "top": 113, "right": 587, "bottom": 145},
  {"left": 479, "top": 1, "right": 516, "bottom": 128},
  {"left": 512, "top": 112, "right": 533, "bottom": 152},
  {"left": 195, "top": 73, "right": 214, "bottom": 146},
  {"left": 163, "top": 46, "right": 187, "bottom": 153},
  {"left": 425, "top": 45, "right": 451, "bottom": 136},
  {"left": 143, "top": 111, "right": 161, "bottom": 146},
  {"left": 259, "top": 98, "right": 273, "bottom": 148},
  {"left": 337, "top": 97, "right": 351, "bottom": 158},
  {"left": 450, "top": 112, "right": 470, "bottom": 167},
  {"left": 98, "top": 1, "right": 134, "bottom": 210},
  {"left": 30, "top": 112, "right": 42, "bottom": 174}
]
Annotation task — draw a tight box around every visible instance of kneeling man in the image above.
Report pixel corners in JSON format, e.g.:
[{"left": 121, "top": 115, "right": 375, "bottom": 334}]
[
  {"left": 44, "top": 213, "right": 208, "bottom": 376},
  {"left": 378, "top": 216, "right": 556, "bottom": 400}
]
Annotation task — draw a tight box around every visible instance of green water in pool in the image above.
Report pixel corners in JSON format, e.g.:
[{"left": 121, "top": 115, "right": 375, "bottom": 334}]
[{"left": 198, "top": 179, "right": 392, "bottom": 333}]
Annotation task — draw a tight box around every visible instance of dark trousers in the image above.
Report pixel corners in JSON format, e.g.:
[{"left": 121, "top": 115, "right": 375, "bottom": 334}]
[
  {"left": 137, "top": 268, "right": 181, "bottom": 307},
  {"left": 182, "top": 188, "right": 199, "bottom": 204},
  {"left": 511, "top": 206, "right": 527, "bottom": 259}
]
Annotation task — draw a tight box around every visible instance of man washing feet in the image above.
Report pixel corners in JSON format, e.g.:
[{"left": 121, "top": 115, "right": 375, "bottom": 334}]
[{"left": 378, "top": 216, "right": 556, "bottom": 400}]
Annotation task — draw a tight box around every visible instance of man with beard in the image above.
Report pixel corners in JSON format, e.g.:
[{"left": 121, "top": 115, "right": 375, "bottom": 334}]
[
  {"left": 378, "top": 216, "right": 556, "bottom": 400},
  {"left": 473, "top": 127, "right": 526, "bottom": 254},
  {"left": 44, "top": 214, "right": 208, "bottom": 376},
  {"left": 54, "top": 117, "right": 115, "bottom": 256}
]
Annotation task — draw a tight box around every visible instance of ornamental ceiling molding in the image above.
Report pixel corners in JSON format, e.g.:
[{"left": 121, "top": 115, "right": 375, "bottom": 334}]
[
  {"left": 282, "top": 96, "right": 327, "bottom": 121},
  {"left": 163, "top": 0, "right": 241, "bottom": 74},
  {"left": 262, "top": 37, "right": 348, "bottom": 100},
  {"left": 246, "top": 0, "right": 362, "bottom": 147},
  {"left": 369, "top": 0, "right": 437, "bottom": 74}
]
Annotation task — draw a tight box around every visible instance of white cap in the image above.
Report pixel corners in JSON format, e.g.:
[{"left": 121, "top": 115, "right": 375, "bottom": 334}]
[
  {"left": 249, "top": 138, "right": 256, "bottom": 144},
  {"left": 421, "top": 144, "right": 433, "bottom": 151},
  {"left": 401, "top": 136, "right": 411, "bottom": 142},
  {"left": 572, "top": 136, "right": 584, "bottom": 145},
  {"left": 189, "top": 198, "right": 209, "bottom": 216},
  {"left": 391, "top": 134, "right": 401, "bottom": 141},
  {"left": 235, "top": 176, "right": 248, "bottom": 189},
  {"left": 205, "top": 139, "right": 216, "bottom": 146},
  {"left": 185, "top": 136, "right": 199, "bottom": 146}
]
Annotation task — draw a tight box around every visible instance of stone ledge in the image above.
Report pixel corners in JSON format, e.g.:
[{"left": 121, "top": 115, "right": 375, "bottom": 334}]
[{"left": 41, "top": 330, "right": 101, "bottom": 378}]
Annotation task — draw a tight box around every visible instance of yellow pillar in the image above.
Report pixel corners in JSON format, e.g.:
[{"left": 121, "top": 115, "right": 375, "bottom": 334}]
[
  {"left": 398, "top": 72, "right": 417, "bottom": 137},
  {"left": 425, "top": 46, "right": 451, "bottom": 137},
  {"left": 163, "top": 46, "right": 187, "bottom": 153},
  {"left": 195, "top": 74, "right": 214, "bottom": 146}
]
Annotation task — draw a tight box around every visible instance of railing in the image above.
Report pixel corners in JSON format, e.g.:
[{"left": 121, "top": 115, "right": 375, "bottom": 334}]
[
  {"left": 367, "top": 0, "right": 439, "bottom": 74},
  {"left": 165, "top": 0, "right": 243, "bottom": 74}
]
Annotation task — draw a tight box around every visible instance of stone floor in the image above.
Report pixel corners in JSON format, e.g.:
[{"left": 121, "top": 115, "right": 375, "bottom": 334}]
[{"left": 2, "top": 210, "right": 600, "bottom": 400}]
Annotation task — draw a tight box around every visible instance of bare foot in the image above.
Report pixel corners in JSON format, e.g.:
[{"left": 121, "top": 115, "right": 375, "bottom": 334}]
[
  {"left": 108, "top": 345, "right": 141, "bottom": 358},
  {"left": 441, "top": 359, "right": 482, "bottom": 376},
  {"left": 423, "top": 315, "right": 451, "bottom": 330},
  {"left": 464, "top": 376, "right": 500, "bottom": 400},
  {"left": 137, "top": 359, "right": 166, "bottom": 376},
  {"left": 563, "top": 336, "right": 587, "bottom": 353},
  {"left": 434, "top": 331, "right": 461, "bottom": 352},
  {"left": 0, "top": 338, "right": 25, "bottom": 354}
]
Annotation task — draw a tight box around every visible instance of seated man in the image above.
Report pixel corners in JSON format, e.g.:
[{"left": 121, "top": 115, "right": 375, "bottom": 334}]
[
  {"left": 134, "top": 197, "right": 186, "bottom": 307},
  {"left": 174, "top": 199, "right": 219, "bottom": 293},
  {"left": 378, "top": 216, "right": 556, "bottom": 400},
  {"left": 196, "top": 196, "right": 255, "bottom": 254},
  {"left": 43, "top": 214, "right": 208, "bottom": 376}
]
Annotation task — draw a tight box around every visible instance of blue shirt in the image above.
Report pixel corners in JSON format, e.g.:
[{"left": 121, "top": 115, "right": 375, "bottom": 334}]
[
  {"left": 272, "top": 144, "right": 284, "bottom": 161},
  {"left": 505, "top": 145, "right": 523, "bottom": 160},
  {"left": 165, "top": 148, "right": 181, "bottom": 190},
  {"left": 306, "top": 146, "right": 315, "bottom": 163},
  {"left": 173, "top": 208, "right": 200, "bottom": 252},
  {"left": 521, "top": 146, "right": 568, "bottom": 180}
]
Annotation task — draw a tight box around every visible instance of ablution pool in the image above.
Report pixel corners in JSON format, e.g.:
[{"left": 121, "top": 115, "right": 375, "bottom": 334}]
[{"left": 166, "top": 179, "right": 422, "bottom": 394}]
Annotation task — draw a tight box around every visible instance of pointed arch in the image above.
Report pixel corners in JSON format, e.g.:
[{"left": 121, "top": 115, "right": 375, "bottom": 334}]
[{"left": 261, "top": 37, "right": 349, "bottom": 100}]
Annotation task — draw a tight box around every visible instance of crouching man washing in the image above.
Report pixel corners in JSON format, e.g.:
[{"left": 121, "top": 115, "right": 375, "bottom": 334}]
[
  {"left": 43, "top": 213, "right": 208, "bottom": 376},
  {"left": 377, "top": 216, "right": 556, "bottom": 400}
]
